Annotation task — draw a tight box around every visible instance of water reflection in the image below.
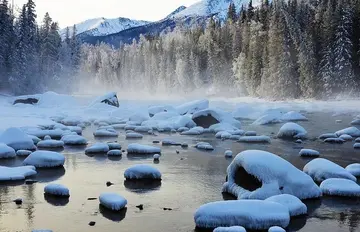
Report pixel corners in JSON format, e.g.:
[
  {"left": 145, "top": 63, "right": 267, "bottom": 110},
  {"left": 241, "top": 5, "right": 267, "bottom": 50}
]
[
  {"left": 126, "top": 154, "right": 154, "bottom": 160},
  {"left": 124, "top": 180, "right": 161, "bottom": 193},
  {"left": 108, "top": 156, "right": 122, "bottom": 162},
  {"left": 35, "top": 166, "right": 66, "bottom": 183},
  {"left": 44, "top": 194, "right": 69, "bottom": 206},
  {"left": 99, "top": 205, "right": 127, "bottom": 222}
]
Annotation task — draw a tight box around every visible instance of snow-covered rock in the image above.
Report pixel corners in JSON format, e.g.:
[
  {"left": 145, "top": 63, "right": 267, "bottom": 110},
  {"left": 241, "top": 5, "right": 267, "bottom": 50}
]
[
  {"left": 107, "top": 150, "right": 122, "bottom": 156},
  {"left": 26, "top": 129, "right": 65, "bottom": 139},
  {"left": 107, "top": 142, "right": 121, "bottom": 150},
  {"left": 192, "top": 108, "right": 241, "bottom": 129},
  {"left": 85, "top": 143, "right": 109, "bottom": 154},
  {"left": 60, "top": 116, "right": 84, "bottom": 126},
  {"left": 324, "top": 138, "right": 345, "bottom": 144},
  {"left": 127, "top": 143, "right": 161, "bottom": 154},
  {"left": 28, "top": 135, "right": 41, "bottom": 144},
  {"left": 356, "top": 137, "right": 360, "bottom": 143},
  {"left": 153, "top": 154, "right": 160, "bottom": 161},
  {"left": 213, "top": 226, "right": 246, "bottom": 232},
  {"left": 176, "top": 99, "right": 209, "bottom": 115},
  {"left": 354, "top": 143, "right": 360, "bottom": 149},
  {"left": 0, "top": 127, "right": 36, "bottom": 150},
  {"left": 223, "top": 150, "right": 321, "bottom": 200},
  {"left": 126, "top": 132, "right": 143, "bottom": 139},
  {"left": 0, "top": 166, "right": 36, "bottom": 181},
  {"left": 61, "top": 134, "right": 87, "bottom": 145},
  {"left": 181, "top": 126, "right": 204, "bottom": 135},
  {"left": 216, "top": 131, "right": 232, "bottom": 139},
  {"left": 280, "top": 111, "right": 308, "bottom": 122},
  {"left": 268, "top": 226, "right": 286, "bottom": 232},
  {"left": 225, "top": 150, "right": 233, "bottom": 158},
  {"left": 230, "top": 135, "right": 241, "bottom": 140},
  {"left": 318, "top": 133, "right": 338, "bottom": 140},
  {"left": 91, "top": 92, "right": 119, "bottom": 107},
  {"left": 351, "top": 119, "right": 360, "bottom": 125},
  {"left": 134, "top": 126, "right": 152, "bottom": 132},
  {"left": 335, "top": 127, "right": 360, "bottom": 137},
  {"left": 339, "top": 134, "right": 353, "bottom": 141},
  {"left": 320, "top": 178, "right": 360, "bottom": 197},
  {"left": 195, "top": 142, "right": 214, "bottom": 151},
  {"left": 161, "top": 139, "right": 180, "bottom": 146},
  {"left": 16, "top": 150, "right": 32, "bottom": 156},
  {"left": 252, "top": 113, "right": 282, "bottom": 125},
  {"left": 277, "top": 123, "right": 307, "bottom": 139},
  {"left": 148, "top": 105, "right": 177, "bottom": 116},
  {"left": 177, "top": 127, "right": 189, "bottom": 132},
  {"left": 299, "top": 149, "right": 320, "bottom": 157},
  {"left": 238, "top": 136, "right": 271, "bottom": 143},
  {"left": 244, "top": 131, "right": 257, "bottom": 136},
  {"left": 194, "top": 200, "right": 290, "bottom": 230},
  {"left": 23, "top": 151, "right": 65, "bottom": 168},
  {"left": 303, "top": 158, "right": 356, "bottom": 182},
  {"left": 0, "top": 143, "right": 16, "bottom": 158},
  {"left": 99, "top": 193, "right": 127, "bottom": 211},
  {"left": 44, "top": 184, "right": 70, "bottom": 197},
  {"left": 346, "top": 163, "right": 360, "bottom": 176},
  {"left": 265, "top": 194, "right": 307, "bottom": 216},
  {"left": 93, "top": 129, "right": 119, "bottom": 137},
  {"left": 124, "top": 164, "right": 161, "bottom": 180},
  {"left": 209, "top": 123, "right": 239, "bottom": 133},
  {"left": 37, "top": 139, "right": 64, "bottom": 149}
]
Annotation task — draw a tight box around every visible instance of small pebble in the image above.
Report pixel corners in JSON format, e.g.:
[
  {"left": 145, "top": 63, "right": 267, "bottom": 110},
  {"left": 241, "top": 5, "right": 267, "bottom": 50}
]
[
  {"left": 106, "top": 181, "right": 114, "bottom": 187},
  {"left": 176, "top": 150, "right": 180, "bottom": 154},
  {"left": 87, "top": 198, "right": 97, "bottom": 201},
  {"left": 13, "top": 198, "right": 22, "bottom": 205},
  {"left": 163, "top": 207, "right": 172, "bottom": 211},
  {"left": 89, "top": 221, "right": 96, "bottom": 226},
  {"left": 153, "top": 141, "right": 160, "bottom": 144},
  {"left": 136, "top": 204, "right": 144, "bottom": 210}
]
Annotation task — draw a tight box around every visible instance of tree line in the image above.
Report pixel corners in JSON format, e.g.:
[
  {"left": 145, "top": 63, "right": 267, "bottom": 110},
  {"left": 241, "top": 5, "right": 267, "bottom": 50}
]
[
  {"left": 80, "top": 0, "right": 360, "bottom": 99},
  {"left": 0, "top": 0, "right": 81, "bottom": 94}
]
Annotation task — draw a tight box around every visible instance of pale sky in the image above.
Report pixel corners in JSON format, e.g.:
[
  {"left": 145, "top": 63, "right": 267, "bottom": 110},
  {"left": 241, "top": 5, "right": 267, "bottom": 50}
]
[{"left": 13, "top": 0, "right": 199, "bottom": 28}]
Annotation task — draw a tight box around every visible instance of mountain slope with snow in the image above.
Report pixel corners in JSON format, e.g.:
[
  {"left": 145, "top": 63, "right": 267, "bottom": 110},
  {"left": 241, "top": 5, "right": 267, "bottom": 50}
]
[
  {"left": 60, "top": 17, "right": 150, "bottom": 38},
  {"left": 166, "top": 6, "right": 187, "bottom": 19}
]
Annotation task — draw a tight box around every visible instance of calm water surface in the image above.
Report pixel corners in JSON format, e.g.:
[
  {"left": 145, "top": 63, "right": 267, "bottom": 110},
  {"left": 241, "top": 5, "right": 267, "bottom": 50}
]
[{"left": 0, "top": 112, "right": 360, "bottom": 232}]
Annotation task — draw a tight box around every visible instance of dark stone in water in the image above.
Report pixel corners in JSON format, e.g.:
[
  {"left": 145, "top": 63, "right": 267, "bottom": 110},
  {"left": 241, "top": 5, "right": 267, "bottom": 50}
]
[
  {"left": 181, "top": 143, "right": 188, "bottom": 148},
  {"left": 13, "top": 98, "right": 38, "bottom": 105},
  {"left": 87, "top": 198, "right": 97, "bottom": 201},
  {"left": 14, "top": 198, "right": 22, "bottom": 205},
  {"left": 106, "top": 181, "right": 114, "bottom": 187},
  {"left": 88, "top": 221, "right": 96, "bottom": 226},
  {"left": 193, "top": 114, "right": 220, "bottom": 128},
  {"left": 136, "top": 204, "right": 144, "bottom": 210},
  {"left": 163, "top": 207, "right": 172, "bottom": 211},
  {"left": 153, "top": 141, "right": 160, "bottom": 144},
  {"left": 176, "top": 150, "right": 180, "bottom": 154},
  {"left": 122, "top": 150, "right": 126, "bottom": 153},
  {"left": 180, "top": 158, "right": 184, "bottom": 160},
  {"left": 25, "top": 179, "right": 38, "bottom": 185}
]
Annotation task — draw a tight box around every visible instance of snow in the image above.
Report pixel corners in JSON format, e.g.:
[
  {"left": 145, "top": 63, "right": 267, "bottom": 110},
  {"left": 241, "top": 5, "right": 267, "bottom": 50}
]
[
  {"left": 61, "top": 134, "right": 87, "bottom": 145},
  {"left": 265, "top": 194, "right": 307, "bottom": 216},
  {"left": 99, "top": 193, "right": 127, "bottom": 211},
  {"left": 320, "top": 178, "right": 360, "bottom": 197},
  {"left": 16, "top": 150, "right": 32, "bottom": 156},
  {"left": 0, "top": 143, "right": 16, "bottom": 158},
  {"left": 351, "top": 119, "right": 360, "bottom": 125},
  {"left": 195, "top": 142, "right": 214, "bottom": 151},
  {"left": 354, "top": 143, "right": 360, "bottom": 149},
  {"left": 303, "top": 158, "right": 356, "bottom": 182},
  {"left": 335, "top": 127, "right": 360, "bottom": 137},
  {"left": 134, "top": 126, "right": 153, "bottom": 132},
  {"left": 356, "top": 137, "right": 360, "bottom": 143},
  {"left": 280, "top": 111, "right": 308, "bottom": 121},
  {"left": 148, "top": 105, "right": 176, "bottom": 116},
  {"left": 194, "top": 200, "right": 290, "bottom": 230},
  {"left": 107, "top": 150, "right": 122, "bottom": 156},
  {"left": 44, "top": 184, "right": 70, "bottom": 197},
  {"left": 25, "top": 129, "right": 66, "bottom": 139},
  {"left": 93, "top": 129, "right": 119, "bottom": 137},
  {"left": 124, "top": 164, "right": 161, "bottom": 180},
  {"left": 29, "top": 135, "right": 41, "bottom": 144},
  {"left": 85, "top": 143, "right": 110, "bottom": 154},
  {"left": 223, "top": 150, "right": 321, "bottom": 200},
  {"left": 209, "top": 123, "right": 239, "bottom": 133},
  {"left": 192, "top": 108, "right": 241, "bottom": 128},
  {"left": 126, "top": 132, "right": 143, "bottom": 139},
  {"left": 181, "top": 126, "right": 204, "bottom": 135},
  {"left": 153, "top": 154, "right": 160, "bottom": 161},
  {"left": 225, "top": 150, "right": 233, "bottom": 158},
  {"left": 23, "top": 151, "right": 65, "bottom": 168},
  {"left": 37, "top": 139, "right": 64, "bottom": 149},
  {"left": 127, "top": 143, "right": 161, "bottom": 154},
  {"left": 238, "top": 136, "right": 271, "bottom": 143},
  {"left": 244, "top": 131, "right": 257, "bottom": 136},
  {"left": 60, "top": 116, "right": 85, "bottom": 126},
  {"left": 277, "top": 123, "right": 307, "bottom": 139},
  {"left": 107, "top": 142, "right": 122, "bottom": 150},
  {"left": 162, "top": 139, "right": 180, "bottom": 146},
  {"left": 252, "top": 113, "right": 282, "bottom": 125},
  {"left": 268, "top": 226, "right": 286, "bottom": 232},
  {"left": 213, "top": 226, "right": 246, "bottom": 232},
  {"left": 299, "top": 149, "right": 320, "bottom": 157},
  {"left": 324, "top": 138, "right": 345, "bottom": 144},
  {"left": 175, "top": 99, "right": 209, "bottom": 115},
  {"left": 216, "top": 131, "right": 232, "bottom": 139},
  {"left": 318, "top": 133, "right": 338, "bottom": 140},
  {"left": 0, "top": 166, "right": 36, "bottom": 181},
  {"left": 0, "top": 127, "right": 36, "bottom": 150},
  {"left": 346, "top": 163, "right": 360, "bottom": 176},
  {"left": 177, "top": 127, "right": 189, "bottom": 132},
  {"left": 339, "top": 134, "right": 353, "bottom": 141}
]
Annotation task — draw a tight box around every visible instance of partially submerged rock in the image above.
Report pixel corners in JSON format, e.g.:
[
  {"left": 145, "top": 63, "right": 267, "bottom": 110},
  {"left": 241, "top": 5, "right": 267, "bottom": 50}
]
[
  {"left": 92, "top": 92, "right": 119, "bottom": 107},
  {"left": 0, "top": 127, "right": 36, "bottom": 150},
  {"left": 277, "top": 123, "right": 307, "bottom": 139},
  {"left": 346, "top": 163, "right": 360, "bottom": 176},
  {"left": 238, "top": 136, "right": 271, "bottom": 143},
  {"left": 85, "top": 143, "right": 110, "bottom": 154},
  {"left": 214, "top": 226, "right": 246, "bottom": 232},
  {"left": 192, "top": 108, "right": 241, "bottom": 129},
  {"left": 320, "top": 178, "right": 360, "bottom": 197},
  {"left": 99, "top": 193, "right": 127, "bottom": 211},
  {"left": 0, "top": 166, "right": 36, "bottom": 181},
  {"left": 335, "top": 127, "right": 360, "bottom": 137},
  {"left": 0, "top": 143, "right": 16, "bottom": 158},
  {"left": 318, "top": 133, "right": 338, "bottom": 140},
  {"left": 195, "top": 142, "right": 214, "bottom": 151},
  {"left": 124, "top": 164, "right": 161, "bottom": 180},
  {"left": 265, "top": 194, "right": 307, "bottom": 217},
  {"left": 61, "top": 134, "right": 87, "bottom": 146},
  {"left": 299, "top": 149, "right": 320, "bottom": 157},
  {"left": 23, "top": 151, "right": 65, "bottom": 168},
  {"left": 324, "top": 138, "right": 345, "bottom": 144},
  {"left": 44, "top": 184, "right": 70, "bottom": 197},
  {"left": 13, "top": 97, "right": 38, "bottom": 105},
  {"left": 127, "top": 143, "right": 161, "bottom": 154}
]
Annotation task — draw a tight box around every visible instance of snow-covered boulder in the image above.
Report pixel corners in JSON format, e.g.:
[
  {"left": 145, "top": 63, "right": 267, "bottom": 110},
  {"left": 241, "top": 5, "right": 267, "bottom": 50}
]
[
  {"left": 277, "top": 123, "right": 307, "bottom": 139},
  {"left": 127, "top": 143, "right": 161, "bottom": 154},
  {"left": 244, "top": 131, "right": 257, "bottom": 136},
  {"left": 303, "top": 158, "right": 356, "bottom": 182},
  {"left": 318, "top": 133, "right": 338, "bottom": 140},
  {"left": 324, "top": 138, "right": 345, "bottom": 144},
  {"left": 161, "top": 139, "right": 180, "bottom": 146},
  {"left": 299, "top": 149, "right": 320, "bottom": 157},
  {"left": 195, "top": 142, "right": 214, "bottom": 151},
  {"left": 356, "top": 138, "right": 360, "bottom": 143},
  {"left": 252, "top": 113, "right": 282, "bottom": 125},
  {"left": 93, "top": 129, "right": 119, "bottom": 137},
  {"left": 44, "top": 184, "right": 70, "bottom": 197},
  {"left": 29, "top": 135, "right": 41, "bottom": 145},
  {"left": 91, "top": 92, "right": 119, "bottom": 107},
  {"left": 346, "top": 164, "right": 360, "bottom": 176},
  {"left": 223, "top": 150, "right": 321, "bottom": 200},
  {"left": 26, "top": 129, "right": 65, "bottom": 139},
  {"left": 192, "top": 108, "right": 241, "bottom": 129},
  {"left": 238, "top": 136, "right": 271, "bottom": 143},
  {"left": 37, "top": 139, "right": 64, "bottom": 149},
  {"left": 176, "top": 99, "right": 209, "bottom": 115},
  {"left": 216, "top": 131, "right": 232, "bottom": 139},
  {"left": 23, "top": 151, "right": 65, "bottom": 168},
  {"left": 0, "top": 143, "right": 16, "bottom": 158},
  {"left": 61, "top": 134, "right": 87, "bottom": 145},
  {"left": 99, "top": 193, "right": 127, "bottom": 211},
  {"left": 0, "top": 166, "right": 36, "bottom": 181},
  {"left": 280, "top": 111, "right": 308, "bottom": 122},
  {"left": 107, "top": 142, "right": 121, "bottom": 150},
  {"left": 16, "top": 150, "right": 32, "bottom": 156},
  {"left": 0, "top": 127, "right": 36, "bottom": 150},
  {"left": 268, "top": 226, "right": 286, "bottom": 232},
  {"left": 85, "top": 143, "right": 109, "bottom": 154},
  {"left": 153, "top": 154, "right": 160, "bottom": 161},
  {"left": 339, "top": 134, "right": 353, "bottom": 141},
  {"left": 60, "top": 116, "right": 85, "bottom": 126},
  {"left": 213, "top": 226, "right": 246, "bottom": 232},
  {"left": 107, "top": 150, "right": 122, "bottom": 156},
  {"left": 354, "top": 143, "right": 360, "bottom": 149},
  {"left": 335, "top": 127, "right": 360, "bottom": 137},
  {"left": 124, "top": 164, "right": 161, "bottom": 180},
  {"left": 194, "top": 200, "right": 290, "bottom": 230},
  {"left": 177, "top": 127, "right": 189, "bottom": 132},
  {"left": 225, "top": 150, "right": 233, "bottom": 158},
  {"left": 148, "top": 105, "right": 177, "bottom": 116},
  {"left": 181, "top": 126, "right": 204, "bottom": 135},
  {"left": 126, "top": 132, "right": 143, "bottom": 139},
  {"left": 351, "top": 119, "right": 360, "bottom": 125},
  {"left": 265, "top": 194, "right": 307, "bottom": 217},
  {"left": 134, "top": 126, "right": 152, "bottom": 132},
  {"left": 209, "top": 123, "right": 239, "bottom": 133},
  {"left": 320, "top": 178, "right": 360, "bottom": 197}
]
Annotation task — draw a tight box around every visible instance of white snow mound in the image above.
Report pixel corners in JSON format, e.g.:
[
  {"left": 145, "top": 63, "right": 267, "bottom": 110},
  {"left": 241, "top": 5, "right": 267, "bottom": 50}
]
[
  {"left": 268, "top": 226, "right": 286, "bottom": 232},
  {"left": 16, "top": 150, "right": 32, "bottom": 156},
  {"left": 44, "top": 184, "right": 70, "bottom": 197},
  {"left": 23, "top": 151, "right": 65, "bottom": 168},
  {"left": 176, "top": 99, "right": 209, "bottom": 115},
  {"left": 107, "top": 150, "right": 122, "bottom": 156},
  {"left": 124, "top": 164, "right": 161, "bottom": 180},
  {"left": 127, "top": 143, "right": 161, "bottom": 154},
  {"left": 99, "top": 193, "right": 127, "bottom": 211},
  {"left": 213, "top": 226, "right": 246, "bottom": 232},
  {"left": 265, "top": 194, "right": 307, "bottom": 216},
  {"left": 61, "top": 135, "right": 87, "bottom": 145},
  {"left": 280, "top": 111, "right": 308, "bottom": 122},
  {"left": 346, "top": 164, "right": 360, "bottom": 176},
  {"left": 0, "top": 166, "right": 36, "bottom": 181},
  {"left": 195, "top": 142, "right": 214, "bottom": 151},
  {"left": 37, "top": 139, "right": 64, "bottom": 149},
  {"left": 299, "top": 149, "right": 320, "bottom": 157},
  {"left": 85, "top": 143, "right": 109, "bottom": 154},
  {"left": 277, "top": 123, "right": 307, "bottom": 139},
  {"left": 0, "top": 143, "right": 16, "bottom": 158},
  {"left": 0, "top": 127, "right": 36, "bottom": 150},
  {"left": 335, "top": 127, "right": 360, "bottom": 137},
  {"left": 238, "top": 136, "right": 271, "bottom": 143},
  {"left": 320, "top": 178, "right": 360, "bottom": 197}
]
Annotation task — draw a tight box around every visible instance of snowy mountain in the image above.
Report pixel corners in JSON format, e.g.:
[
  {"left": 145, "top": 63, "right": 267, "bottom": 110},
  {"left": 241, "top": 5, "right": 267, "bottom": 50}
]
[
  {"left": 165, "top": 6, "right": 187, "bottom": 19},
  {"left": 60, "top": 17, "right": 150, "bottom": 38}
]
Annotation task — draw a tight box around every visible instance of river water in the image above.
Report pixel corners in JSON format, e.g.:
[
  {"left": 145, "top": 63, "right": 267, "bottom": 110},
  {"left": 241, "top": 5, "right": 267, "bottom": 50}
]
[{"left": 0, "top": 112, "right": 360, "bottom": 232}]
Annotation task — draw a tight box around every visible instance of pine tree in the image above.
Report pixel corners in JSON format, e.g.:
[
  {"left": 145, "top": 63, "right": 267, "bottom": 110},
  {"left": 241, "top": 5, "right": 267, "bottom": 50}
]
[{"left": 227, "top": 2, "right": 237, "bottom": 23}]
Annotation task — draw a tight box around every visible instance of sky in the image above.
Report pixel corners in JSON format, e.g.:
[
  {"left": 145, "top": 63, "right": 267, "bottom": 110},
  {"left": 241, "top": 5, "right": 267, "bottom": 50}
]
[{"left": 13, "top": 0, "right": 200, "bottom": 28}]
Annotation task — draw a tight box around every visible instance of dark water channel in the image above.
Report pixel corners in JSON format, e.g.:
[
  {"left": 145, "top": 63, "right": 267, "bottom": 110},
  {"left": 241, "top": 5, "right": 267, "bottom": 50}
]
[{"left": 0, "top": 112, "right": 360, "bottom": 232}]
